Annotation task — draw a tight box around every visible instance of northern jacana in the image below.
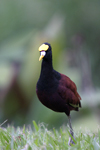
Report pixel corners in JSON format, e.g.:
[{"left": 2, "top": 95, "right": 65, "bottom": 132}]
[{"left": 36, "top": 42, "right": 81, "bottom": 145}]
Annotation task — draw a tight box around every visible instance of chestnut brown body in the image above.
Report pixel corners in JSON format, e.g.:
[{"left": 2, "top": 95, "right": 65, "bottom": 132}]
[{"left": 36, "top": 68, "right": 81, "bottom": 116}]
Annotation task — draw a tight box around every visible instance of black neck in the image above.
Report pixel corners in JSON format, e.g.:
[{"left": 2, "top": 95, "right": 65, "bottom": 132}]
[
  {"left": 37, "top": 52, "right": 61, "bottom": 92},
  {"left": 40, "top": 56, "right": 53, "bottom": 79}
]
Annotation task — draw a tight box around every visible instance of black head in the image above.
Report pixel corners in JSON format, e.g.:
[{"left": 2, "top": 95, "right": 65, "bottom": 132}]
[{"left": 38, "top": 42, "right": 52, "bottom": 61}]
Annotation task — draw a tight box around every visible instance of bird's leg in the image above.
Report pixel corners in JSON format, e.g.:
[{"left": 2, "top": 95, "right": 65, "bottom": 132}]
[{"left": 68, "top": 115, "right": 75, "bottom": 145}]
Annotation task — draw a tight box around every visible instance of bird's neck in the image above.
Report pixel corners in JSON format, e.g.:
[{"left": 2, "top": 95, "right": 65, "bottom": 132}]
[
  {"left": 37, "top": 56, "right": 60, "bottom": 92},
  {"left": 40, "top": 57, "right": 53, "bottom": 78}
]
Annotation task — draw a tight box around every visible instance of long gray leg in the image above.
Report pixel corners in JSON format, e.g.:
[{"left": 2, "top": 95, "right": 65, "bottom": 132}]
[{"left": 68, "top": 115, "right": 75, "bottom": 145}]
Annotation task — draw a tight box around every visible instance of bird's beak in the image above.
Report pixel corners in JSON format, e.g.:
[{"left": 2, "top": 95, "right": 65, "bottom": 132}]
[
  {"left": 39, "top": 55, "right": 44, "bottom": 61},
  {"left": 39, "top": 51, "right": 46, "bottom": 61}
]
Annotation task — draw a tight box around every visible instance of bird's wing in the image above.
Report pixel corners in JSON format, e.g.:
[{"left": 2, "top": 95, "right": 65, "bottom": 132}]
[{"left": 58, "top": 73, "right": 81, "bottom": 108}]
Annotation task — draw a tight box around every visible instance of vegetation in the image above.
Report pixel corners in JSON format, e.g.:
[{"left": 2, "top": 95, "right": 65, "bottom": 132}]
[{"left": 0, "top": 121, "right": 100, "bottom": 150}]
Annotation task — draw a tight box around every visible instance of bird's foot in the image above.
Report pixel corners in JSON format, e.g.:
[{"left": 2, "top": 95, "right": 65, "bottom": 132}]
[{"left": 68, "top": 136, "right": 75, "bottom": 146}]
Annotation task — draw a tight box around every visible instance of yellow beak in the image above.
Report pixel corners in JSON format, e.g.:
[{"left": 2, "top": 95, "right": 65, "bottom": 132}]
[
  {"left": 39, "top": 51, "right": 46, "bottom": 61},
  {"left": 39, "top": 55, "right": 44, "bottom": 61}
]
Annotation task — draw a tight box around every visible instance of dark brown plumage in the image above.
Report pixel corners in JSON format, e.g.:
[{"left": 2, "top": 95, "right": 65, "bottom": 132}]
[{"left": 36, "top": 42, "right": 82, "bottom": 145}]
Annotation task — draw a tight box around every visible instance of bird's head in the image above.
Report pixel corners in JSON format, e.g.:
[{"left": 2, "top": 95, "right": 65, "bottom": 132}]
[{"left": 38, "top": 42, "right": 52, "bottom": 61}]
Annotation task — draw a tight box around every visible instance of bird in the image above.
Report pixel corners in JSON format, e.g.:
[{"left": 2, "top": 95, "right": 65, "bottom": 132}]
[{"left": 36, "top": 42, "right": 82, "bottom": 145}]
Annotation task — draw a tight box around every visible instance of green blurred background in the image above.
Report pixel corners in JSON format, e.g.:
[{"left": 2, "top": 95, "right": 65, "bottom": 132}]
[{"left": 0, "top": 0, "right": 100, "bottom": 131}]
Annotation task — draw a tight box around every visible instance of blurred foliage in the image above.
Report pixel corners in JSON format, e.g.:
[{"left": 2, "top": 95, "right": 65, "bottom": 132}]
[
  {"left": 0, "top": 121, "right": 100, "bottom": 149},
  {"left": 0, "top": 0, "right": 100, "bottom": 129}
]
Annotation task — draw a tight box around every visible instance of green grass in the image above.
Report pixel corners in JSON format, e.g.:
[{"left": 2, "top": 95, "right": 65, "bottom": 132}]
[{"left": 0, "top": 121, "right": 100, "bottom": 150}]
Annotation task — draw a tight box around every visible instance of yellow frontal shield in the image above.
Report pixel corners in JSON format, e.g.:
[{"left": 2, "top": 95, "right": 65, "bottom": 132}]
[{"left": 39, "top": 44, "right": 49, "bottom": 52}]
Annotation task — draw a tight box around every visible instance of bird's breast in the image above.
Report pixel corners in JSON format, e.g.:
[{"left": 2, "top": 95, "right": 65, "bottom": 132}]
[{"left": 36, "top": 87, "right": 66, "bottom": 112}]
